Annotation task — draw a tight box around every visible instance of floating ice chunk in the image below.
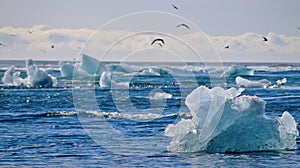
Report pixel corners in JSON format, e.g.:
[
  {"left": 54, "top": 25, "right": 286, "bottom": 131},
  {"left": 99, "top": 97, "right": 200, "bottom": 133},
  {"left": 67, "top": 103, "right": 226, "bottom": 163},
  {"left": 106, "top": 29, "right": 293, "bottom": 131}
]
[
  {"left": 99, "top": 71, "right": 112, "bottom": 88},
  {"left": 138, "top": 68, "right": 161, "bottom": 76},
  {"left": 221, "top": 65, "right": 254, "bottom": 77},
  {"left": 236, "top": 76, "right": 271, "bottom": 88},
  {"left": 276, "top": 78, "right": 287, "bottom": 86},
  {"left": 58, "top": 61, "right": 75, "bottom": 77},
  {"left": 150, "top": 92, "right": 172, "bottom": 100},
  {"left": 2, "top": 66, "right": 15, "bottom": 85},
  {"left": 236, "top": 76, "right": 287, "bottom": 88},
  {"left": 165, "top": 86, "right": 298, "bottom": 153},
  {"left": 26, "top": 59, "right": 57, "bottom": 88},
  {"left": 78, "top": 54, "right": 106, "bottom": 75}
]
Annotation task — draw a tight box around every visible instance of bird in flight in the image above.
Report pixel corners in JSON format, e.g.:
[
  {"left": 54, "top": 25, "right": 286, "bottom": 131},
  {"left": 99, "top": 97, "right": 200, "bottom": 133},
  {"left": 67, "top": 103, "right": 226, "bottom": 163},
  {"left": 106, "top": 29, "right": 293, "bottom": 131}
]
[
  {"left": 262, "top": 37, "right": 268, "bottom": 41},
  {"left": 151, "top": 38, "right": 165, "bottom": 47},
  {"left": 224, "top": 45, "right": 229, "bottom": 49},
  {"left": 172, "top": 4, "right": 178, "bottom": 10},
  {"left": 0, "top": 43, "right": 6, "bottom": 47},
  {"left": 176, "top": 23, "right": 190, "bottom": 30}
]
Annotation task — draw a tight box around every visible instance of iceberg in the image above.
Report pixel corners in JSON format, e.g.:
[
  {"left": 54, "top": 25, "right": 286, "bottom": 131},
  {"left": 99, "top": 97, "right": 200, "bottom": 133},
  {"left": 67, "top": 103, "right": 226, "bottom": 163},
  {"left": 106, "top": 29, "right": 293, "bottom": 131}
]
[
  {"left": 78, "top": 54, "right": 106, "bottom": 75},
  {"left": 25, "top": 59, "right": 57, "bottom": 88},
  {"left": 221, "top": 65, "right": 254, "bottom": 78},
  {"left": 150, "top": 92, "right": 172, "bottom": 100},
  {"left": 236, "top": 76, "right": 271, "bottom": 88},
  {"left": 99, "top": 71, "right": 112, "bottom": 88},
  {"left": 236, "top": 76, "right": 287, "bottom": 88},
  {"left": 2, "top": 66, "right": 15, "bottom": 85},
  {"left": 58, "top": 61, "right": 75, "bottom": 77},
  {"left": 165, "top": 86, "right": 298, "bottom": 153}
]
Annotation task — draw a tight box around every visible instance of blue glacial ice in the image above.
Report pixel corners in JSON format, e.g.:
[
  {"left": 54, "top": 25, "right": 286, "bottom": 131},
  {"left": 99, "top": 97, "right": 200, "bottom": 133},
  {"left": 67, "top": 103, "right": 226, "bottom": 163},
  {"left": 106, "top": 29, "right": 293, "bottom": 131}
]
[
  {"left": 58, "top": 61, "right": 75, "bottom": 77},
  {"left": 165, "top": 86, "right": 298, "bottom": 153},
  {"left": 221, "top": 65, "right": 254, "bottom": 77}
]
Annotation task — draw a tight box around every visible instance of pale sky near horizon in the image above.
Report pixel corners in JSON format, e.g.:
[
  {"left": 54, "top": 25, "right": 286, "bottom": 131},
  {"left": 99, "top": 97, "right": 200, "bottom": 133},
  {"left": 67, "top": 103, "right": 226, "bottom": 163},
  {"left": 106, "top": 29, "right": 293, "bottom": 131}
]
[
  {"left": 0, "top": 0, "right": 300, "bottom": 62},
  {"left": 1, "top": 0, "right": 299, "bottom": 36}
]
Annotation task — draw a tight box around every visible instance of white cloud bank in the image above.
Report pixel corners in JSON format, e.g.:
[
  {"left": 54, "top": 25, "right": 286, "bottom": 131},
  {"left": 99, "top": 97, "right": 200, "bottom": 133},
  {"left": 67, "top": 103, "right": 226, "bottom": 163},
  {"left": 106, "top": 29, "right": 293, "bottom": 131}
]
[{"left": 0, "top": 25, "right": 299, "bottom": 62}]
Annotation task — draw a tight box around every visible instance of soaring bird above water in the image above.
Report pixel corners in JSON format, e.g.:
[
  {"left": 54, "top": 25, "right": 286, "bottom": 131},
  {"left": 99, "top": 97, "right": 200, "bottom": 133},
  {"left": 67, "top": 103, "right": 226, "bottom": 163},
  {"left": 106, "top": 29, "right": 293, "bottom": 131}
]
[
  {"left": 262, "top": 37, "right": 268, "bottom": 41},
  {"left": 151, "top": 38, "right": 165, "bottom": 47},
  {"left": 176, "top": 23, "right": 190, "bottom": 29},
  {"left": 172, "top": 4, "right": 178, "bottom": 10}
]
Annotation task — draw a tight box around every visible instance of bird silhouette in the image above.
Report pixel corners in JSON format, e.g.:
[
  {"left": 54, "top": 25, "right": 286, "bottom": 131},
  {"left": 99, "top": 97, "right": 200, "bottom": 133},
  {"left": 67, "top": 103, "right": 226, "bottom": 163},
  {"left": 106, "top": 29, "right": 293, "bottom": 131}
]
[
  {"left": 176, "top": 23, "right": 190, "bottom": 29},
  {"left": 51, "top": 45, "right": 55, "bottom": 49},
  {"left": 262, "top": 37, "right": 268, "bottom": 41},
  {"left": 224, "top": 45, "right": 229, "bottom": 49},
  {"left": 172, "top": 4, "right": 178, "bottom": 10},
  {"left": 0, "top": 43, "right": 6, "bottom": 47},
  {"left": 151, "top": 38, "right": 165, "bottom": 47}
]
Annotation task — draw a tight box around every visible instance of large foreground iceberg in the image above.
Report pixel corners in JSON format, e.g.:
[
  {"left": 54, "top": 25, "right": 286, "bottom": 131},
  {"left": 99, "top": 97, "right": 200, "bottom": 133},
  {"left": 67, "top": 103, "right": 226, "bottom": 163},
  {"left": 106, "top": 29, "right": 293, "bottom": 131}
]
[{"left": 165, "top": 86, "right": 298, "bottom": 153}]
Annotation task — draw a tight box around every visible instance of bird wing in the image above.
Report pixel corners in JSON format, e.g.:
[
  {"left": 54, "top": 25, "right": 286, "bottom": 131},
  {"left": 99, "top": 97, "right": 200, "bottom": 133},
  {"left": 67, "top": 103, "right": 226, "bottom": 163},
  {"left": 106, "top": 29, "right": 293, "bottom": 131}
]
[
  {"left": 177, "top": 24, "right": 190, "bottom": 29},
  {"left": 151, "top": 38, "right": 164, "bottom": 45},
  {"left": 172, "top": 4, "right": 178, "bottom": 9}
]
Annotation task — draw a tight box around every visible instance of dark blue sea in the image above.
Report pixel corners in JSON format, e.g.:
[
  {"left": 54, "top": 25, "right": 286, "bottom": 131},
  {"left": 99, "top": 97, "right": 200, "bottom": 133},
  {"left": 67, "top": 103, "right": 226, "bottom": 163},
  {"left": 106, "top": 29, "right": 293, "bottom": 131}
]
[{"left": 1, "top": 60, "right": 300, "bottom": 167}]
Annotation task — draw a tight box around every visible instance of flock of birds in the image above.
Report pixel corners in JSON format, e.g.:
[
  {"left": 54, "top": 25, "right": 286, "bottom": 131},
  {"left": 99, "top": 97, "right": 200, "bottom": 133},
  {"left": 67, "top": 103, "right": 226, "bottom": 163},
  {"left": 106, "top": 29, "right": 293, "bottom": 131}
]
[
  {"left": 0, "top": 3, "right": 299, "bottom": 52},
  {"left": 0, "top": 28, "right": 56, "bottom": 53},
  {"left": 150, "top": 4, "right": 190, "bottom": 47}
]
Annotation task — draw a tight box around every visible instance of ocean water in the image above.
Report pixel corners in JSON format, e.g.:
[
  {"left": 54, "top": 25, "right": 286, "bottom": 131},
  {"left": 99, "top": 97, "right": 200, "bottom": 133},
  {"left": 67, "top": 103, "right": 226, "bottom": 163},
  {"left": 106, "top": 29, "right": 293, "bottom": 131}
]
[{"left": 1, "top": 60, "right": 300, "bottom": 167}]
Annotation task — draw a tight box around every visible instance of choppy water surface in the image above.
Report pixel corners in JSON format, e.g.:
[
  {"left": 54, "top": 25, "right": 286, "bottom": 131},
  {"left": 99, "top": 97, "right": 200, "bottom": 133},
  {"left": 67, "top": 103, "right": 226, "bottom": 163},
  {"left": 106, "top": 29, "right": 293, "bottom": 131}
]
[{"left": 1, "top": 61, "right": 300, "bottom": 167}]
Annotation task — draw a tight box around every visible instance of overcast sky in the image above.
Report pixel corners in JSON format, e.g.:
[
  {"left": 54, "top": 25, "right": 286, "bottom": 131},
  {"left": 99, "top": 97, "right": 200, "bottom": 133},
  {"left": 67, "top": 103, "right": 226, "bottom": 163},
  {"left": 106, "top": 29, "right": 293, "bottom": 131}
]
[{"left": 0, "top": 0, "right": 299, "bottom": 62}]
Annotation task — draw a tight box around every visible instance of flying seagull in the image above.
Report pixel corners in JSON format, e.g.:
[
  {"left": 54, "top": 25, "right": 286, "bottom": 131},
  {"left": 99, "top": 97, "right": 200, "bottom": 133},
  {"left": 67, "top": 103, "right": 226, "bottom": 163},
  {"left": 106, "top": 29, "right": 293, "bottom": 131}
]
[
  {"left": 172, "top": 4, "right": 178, "bottom": 10},
  {"left": 262, "top": 37, "right": 268, "bottom": 41},
  {"left": 224, "top": 45, "right": 229, "bottom": 49},
  {"left": 0, "top": 43, "right": 6, "bottom": 47},
  {"left": 176, "top": 23, "right": 190, "bottom": 29},
  {"left": 151, "top": 38, "right": 165, "bottom": 47}
]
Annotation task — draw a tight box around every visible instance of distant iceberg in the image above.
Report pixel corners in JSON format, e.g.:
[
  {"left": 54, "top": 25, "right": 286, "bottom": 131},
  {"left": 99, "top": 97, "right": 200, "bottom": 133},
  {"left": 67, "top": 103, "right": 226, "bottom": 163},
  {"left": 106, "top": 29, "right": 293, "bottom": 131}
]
[
  {"left": 78, "top": 54, "right": 107, "bottom": 75},
  {"left": 26, "top": 59, "right": 57, "bottom": 88},
  {"left": 99, "top": 71, "right": 112, "bottom": 88},
  {"left": 2, "top": 60, "right": 57, "bottom": 87},
  {"left": 236, "top": 76, "right": 287, "bottom": 88},
  {"left": 2, "top": 66, "right": 15, "bottom": 86},
  {"left": 165, "top": 86, "right": 298, "bottom": 153},
  {"left": 221, "top": 65, "right": 254, "bottom": 77},
  {"left": 58, "top": 61, "right": 75, "bottom": 77}
]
